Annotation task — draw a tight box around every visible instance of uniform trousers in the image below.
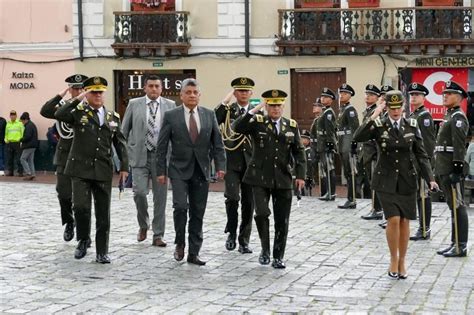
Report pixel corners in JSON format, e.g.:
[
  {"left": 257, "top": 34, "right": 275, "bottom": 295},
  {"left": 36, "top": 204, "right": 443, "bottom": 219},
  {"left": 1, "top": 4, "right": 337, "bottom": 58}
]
[
  {"left": 56, "top": 166, "right": 74, "bottom": 226},
  {"left": 253, "top": 186, "right": 292, "bottom": 260},
  {"left": 224, "top": 168, "right": 254, "bottom": 246},
  {"left": 71, "top": 177, "right": 112, "bottom": 255},
  {"left": 438, "top": 175, "right": 469, "bottom": 244},
  {"left": 340, "top": 151, "right": 355, "bottom": 201},
  {"left": 132, "top": 150, "right": 167, "bottom": 240}
]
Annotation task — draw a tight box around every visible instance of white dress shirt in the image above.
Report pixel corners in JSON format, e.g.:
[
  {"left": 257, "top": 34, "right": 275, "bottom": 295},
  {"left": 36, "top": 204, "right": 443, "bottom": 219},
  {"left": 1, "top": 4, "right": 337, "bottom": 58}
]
[
  {"left": 183, "top": 105, "right": 201, "bottom": 133},
  {"left": 388, "top": 117, "right": 402, "bottom": 129}
]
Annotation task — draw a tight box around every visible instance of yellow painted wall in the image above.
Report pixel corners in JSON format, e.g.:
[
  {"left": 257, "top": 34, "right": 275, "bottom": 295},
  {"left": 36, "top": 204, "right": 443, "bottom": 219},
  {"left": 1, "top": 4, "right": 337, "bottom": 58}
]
[
  {"left": 183, "top": 0, "right": 218, "bottom": 38},
  {"left": 252, "top": 0, "right": 287, "bottom": 38}
]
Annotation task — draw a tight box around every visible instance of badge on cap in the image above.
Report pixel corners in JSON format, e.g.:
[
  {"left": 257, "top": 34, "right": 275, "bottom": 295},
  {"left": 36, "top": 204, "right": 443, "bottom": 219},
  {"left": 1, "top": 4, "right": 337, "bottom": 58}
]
[
  {"left": 272, "top": 90, "right": 279, "bottom": 98},
  {"left": 324, "top": 88, "right": 328, "bottom": 93},
  {"left": 412, "top": 83, "right": 418, "bottom": 89},
  {"left": 391, "top": 94, "right": 399, "bottom": 102},
  {"left": 93, "top": 77, "right": 101, "bottom": 85},
  {"left": 240, "top": 77, "right": 247, "bottom": 85},
  {"left": 342, "top": 84, "right": 347, "bottom": 88},
  {"left": 446, "top": 80, "right": 451, "bottom": 88},
  {"left": 368, "top": 84, "right": 373, "bottom": 89},
  {"left": 75, "top": 75, "right": 82, "bottom": 82}
]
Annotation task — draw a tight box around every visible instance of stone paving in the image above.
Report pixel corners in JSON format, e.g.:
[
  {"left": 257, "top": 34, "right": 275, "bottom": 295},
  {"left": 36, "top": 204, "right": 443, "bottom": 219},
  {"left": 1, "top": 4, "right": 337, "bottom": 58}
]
[{"left": 0, "top": 182, "right": 473, "bottom": 314}]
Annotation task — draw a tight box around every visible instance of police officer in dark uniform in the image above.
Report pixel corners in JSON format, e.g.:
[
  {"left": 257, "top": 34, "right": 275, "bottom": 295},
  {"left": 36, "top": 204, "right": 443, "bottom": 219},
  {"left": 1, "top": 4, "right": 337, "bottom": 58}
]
[
  {"left": 55, "top": 76, "right": 129, "bottom": 263},
  {"left": 354, "top": 90, "right": 437, "bottom": 279},
  {"left": 233, "top": 90, "right": 306, "bottom": 269},
  {"left": 40, "top": 74, "right": 88, "bottom": 242},
  {"left": 300, "top": 130, "right": 314, "bottom": 195},
  {"left": 316, "top": 88, "right": 337, "bottom": 201},
  {"left": 310, "top": 98, "right": 324, "bottom": 195},
  {"left": 407, "top": 82, "right": 436, "bottom": 241},
  {"left": 336, "top": 84, "right": 360, "bottom": 209},
  {"left": 215, "top": 77, "right": 256, "bottom": 254},
  {"left": 359, "top": 84, "right": 384, "bottom": 219},
  {"left": 435, "top": 81, "right": 469, "bottom": 257}
]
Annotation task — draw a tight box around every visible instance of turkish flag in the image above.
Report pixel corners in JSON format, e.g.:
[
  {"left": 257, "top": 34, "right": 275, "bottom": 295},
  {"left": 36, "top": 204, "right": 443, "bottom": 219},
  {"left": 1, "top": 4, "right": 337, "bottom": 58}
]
[{"left": 411, "top": 68, "right": 468, "bottom": 120}]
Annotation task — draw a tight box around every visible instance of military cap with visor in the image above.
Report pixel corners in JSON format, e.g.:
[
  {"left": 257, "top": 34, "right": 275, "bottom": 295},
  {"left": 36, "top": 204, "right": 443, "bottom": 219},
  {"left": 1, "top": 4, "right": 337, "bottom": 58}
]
[
  {"left": 408, "top": 82, "right": 429, "bottom": 95},
  {"left": 385, "top": 90, "right": 404, "bottom": 109},
  {"left": 313, "top": 97, "right": 323, "bottom": 107},
  {"left": 443, "top": 80, "right": 468, "bottom": 98},
  {"left": 320, "top": 87, "right": 336, "bottom": 100},
  {"left": 365, "top": 84, "right": 381, "bottom": 96},
  {"left": 65, "top": 74, "right": 88, "bottom": 88},
  {"left": 231, "top": 77, "right": 255, "bottom": 90},
  {"left": 301, "top": 130, "right": 311, "bottom": 139},
  {"left": 380, "top": 85, "right": 394, "bottom": 95},
  {"left": 262, "top": 89, "right": 287, "bottom": 105},
  {"left": 83, "top": 76, "right": 108, "bottom": 92},
  {"left": 338, "top": 83, "right": 355, "bottom": 96}
]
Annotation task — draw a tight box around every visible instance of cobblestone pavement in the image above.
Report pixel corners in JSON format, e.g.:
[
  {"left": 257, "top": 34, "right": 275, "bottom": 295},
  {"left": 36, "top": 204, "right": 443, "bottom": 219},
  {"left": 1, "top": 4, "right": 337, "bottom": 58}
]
[{"left": 1, "top": 182, "right": 473, "bottom": 314}]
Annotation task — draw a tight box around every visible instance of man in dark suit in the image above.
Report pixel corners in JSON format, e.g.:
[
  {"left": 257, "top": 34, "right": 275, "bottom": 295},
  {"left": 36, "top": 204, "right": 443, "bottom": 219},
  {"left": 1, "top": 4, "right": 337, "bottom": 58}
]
[
  {"left": 157, "top": 78, "right": 226, "bottom": 266},
  {"left": 122, "top": 75, "right": 176, "bottom": 246},
  {"left": 55, "top": 76, "right": 129, "bottom": 264},
  {"left": 215, "top": 77, "right": 256, "bottom": 254}
]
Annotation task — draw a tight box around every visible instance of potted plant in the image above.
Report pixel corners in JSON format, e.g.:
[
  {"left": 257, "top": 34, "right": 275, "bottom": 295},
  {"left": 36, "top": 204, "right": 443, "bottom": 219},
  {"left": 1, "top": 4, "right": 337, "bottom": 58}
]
[{"left": 348, "top": 0, "right": 380, "bottom": 8}]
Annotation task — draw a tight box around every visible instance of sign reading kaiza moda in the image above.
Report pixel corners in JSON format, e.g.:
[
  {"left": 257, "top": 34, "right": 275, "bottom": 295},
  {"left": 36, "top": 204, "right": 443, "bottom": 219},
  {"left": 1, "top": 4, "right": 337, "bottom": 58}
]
[{"left": 10, "top": 72, "right": 35, "bottom": 89}]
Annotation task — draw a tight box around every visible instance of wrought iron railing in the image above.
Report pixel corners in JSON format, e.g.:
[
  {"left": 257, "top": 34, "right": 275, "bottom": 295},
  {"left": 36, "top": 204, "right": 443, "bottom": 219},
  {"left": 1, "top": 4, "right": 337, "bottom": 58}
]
[{"left": 278, "top": 7, "right": 473, "bottom": 42}]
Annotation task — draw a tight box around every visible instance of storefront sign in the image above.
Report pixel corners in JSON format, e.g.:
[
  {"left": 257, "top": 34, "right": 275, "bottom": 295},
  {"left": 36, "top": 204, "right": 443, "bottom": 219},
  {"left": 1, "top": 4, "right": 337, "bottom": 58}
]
[
  {"left": 9, "top": 72, "right": 35, "bottom": 89},
  {"left": 411, "top": 68, "right": 468, "bottom": 120},
  {"left": 415, "top": 57, "right": 474, "bottom": 68}
]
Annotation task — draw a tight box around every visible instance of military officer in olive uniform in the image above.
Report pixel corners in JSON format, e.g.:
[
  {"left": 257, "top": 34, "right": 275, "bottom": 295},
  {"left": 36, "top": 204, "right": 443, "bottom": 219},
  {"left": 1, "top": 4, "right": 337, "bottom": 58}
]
[
  {"left": 435, "top": 81, "right": 469, "bottom": 257},
  {"left": 215, "top": 77, "right": 257, "bottom": 254},
  {"left": 316, "top": 88, "right": 337, "bottom": 201},
  {"left": 55, "top": 76, "right": 129, "bottom": 264},
  {"left": 359, "top": 84, "right": 384, "bottom": 219},
  {"left": 233, "top": 90, "right": 306, "bottom": 269},
  {"left": 301, "top": 130, "right": 315, "bottom": 196},
  {"left": 310, "top": 98, "right": 324, "bottom": 195},
  {"left": 407, "top": 82, "right": 436, "bottom": 241},
  {"left": 336, "top": 84, "right": 360, "bottom": 209},
  {"left": 40, "top": 74, "right": 88, "bottom": 242}
]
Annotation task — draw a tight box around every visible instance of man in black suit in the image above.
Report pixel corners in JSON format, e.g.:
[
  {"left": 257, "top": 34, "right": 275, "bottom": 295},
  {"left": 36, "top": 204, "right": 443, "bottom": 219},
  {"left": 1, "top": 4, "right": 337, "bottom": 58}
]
[{"left": 157, "top": 78, "right": 226, "bottom": 266}]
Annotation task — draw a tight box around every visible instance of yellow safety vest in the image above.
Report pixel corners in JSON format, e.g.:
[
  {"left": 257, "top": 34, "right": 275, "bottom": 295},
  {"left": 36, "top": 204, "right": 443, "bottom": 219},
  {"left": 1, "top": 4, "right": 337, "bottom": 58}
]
[{"left": 5, "top": 120, "right": 24, "bottom": 143}]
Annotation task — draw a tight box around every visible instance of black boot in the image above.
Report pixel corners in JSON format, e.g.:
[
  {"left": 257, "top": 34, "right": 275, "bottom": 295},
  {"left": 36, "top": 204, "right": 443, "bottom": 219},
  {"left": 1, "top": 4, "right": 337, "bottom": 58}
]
[
  {"left": 255, "top": 216, "right": 270, "bottom": 265},
  {"left": 338, "top": 200, "right": 356, "bottom": 209},
  {"left": 361, "top": 209, "right": 383, "bottom": 220},
  {"left": 443, "top": 243, "right": 467, "bottom": 257},
  {"left": 437, "top": 243, "right": 454, "bottom": 255},
  {"left": 63, "top": 222, "right": 75, "bottom": 242},
  {"left": 410, "top": 228, "right": 431, "bottom": 241},
  {"left": 318, "top": 192, "right": 336, "bottom": 201}
]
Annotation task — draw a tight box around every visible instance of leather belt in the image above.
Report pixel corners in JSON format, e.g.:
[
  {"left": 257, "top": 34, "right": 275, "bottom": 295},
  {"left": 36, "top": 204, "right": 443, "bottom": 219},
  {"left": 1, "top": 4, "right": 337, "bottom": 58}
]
[
  {"left": 435, "top": 145, "right": 454, "bottom": 152},
  {"left": 336, "top": 130, "right": 352, "bottom": 136}
]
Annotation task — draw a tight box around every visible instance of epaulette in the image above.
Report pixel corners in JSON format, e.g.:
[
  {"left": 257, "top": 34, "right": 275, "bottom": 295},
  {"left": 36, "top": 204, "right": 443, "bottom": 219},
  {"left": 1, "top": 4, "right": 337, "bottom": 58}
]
[
  {"left": 76, "top": 103, "right": 84, "bottom": 110},
  {"left": 452, "top": 111, "right": 466, "bottom": 119},
  {"left": 374, "top": 117, "right": 383, "bottom": 127},
  {"left": 409, "top": 118, "right": 417, "bottom": 127},
  {"left": 255, "top": 114, "right": 264, "bottom": 122},
  {"left": 418, "top": 110, "right": 430, "bottom": 117},
  {"left": 290, "top": 119, "right": 297, "bottom": 128},
  {"left": 113, "top": 112, "right": 120, "bottom": 119}
]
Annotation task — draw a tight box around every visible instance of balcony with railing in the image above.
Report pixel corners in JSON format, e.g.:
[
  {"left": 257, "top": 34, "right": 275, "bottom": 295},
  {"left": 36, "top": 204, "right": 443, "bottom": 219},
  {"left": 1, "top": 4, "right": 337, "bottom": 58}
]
[
  {"left": 276, "top": 7, "right": 473, "bottom": 55},
  {"left": 111, "top": 11, "right": 190, "bottom": 57}
]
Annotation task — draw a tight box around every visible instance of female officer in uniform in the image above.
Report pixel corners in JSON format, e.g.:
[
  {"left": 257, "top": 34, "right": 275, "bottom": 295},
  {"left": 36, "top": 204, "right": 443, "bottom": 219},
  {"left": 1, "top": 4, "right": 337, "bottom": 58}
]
[{"left": 354, "top": 90, "right": 438, "bottom": 279}]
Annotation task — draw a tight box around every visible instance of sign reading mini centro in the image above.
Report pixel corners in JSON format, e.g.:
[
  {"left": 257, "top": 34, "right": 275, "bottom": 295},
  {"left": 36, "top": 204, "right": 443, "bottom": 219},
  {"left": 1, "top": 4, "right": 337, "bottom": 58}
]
[{"left": 10, "top": 72, "right": 35, "bottom": 89}]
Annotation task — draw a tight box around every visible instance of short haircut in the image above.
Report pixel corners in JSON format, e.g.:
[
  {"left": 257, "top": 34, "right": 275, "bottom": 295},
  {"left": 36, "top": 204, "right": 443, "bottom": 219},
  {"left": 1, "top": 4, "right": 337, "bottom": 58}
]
[
  {"left": 181, "top": 78, "right": 199, "bottom": 92},
  {"left": 144, "top": 75, "right": 162, "bottom": 85}
]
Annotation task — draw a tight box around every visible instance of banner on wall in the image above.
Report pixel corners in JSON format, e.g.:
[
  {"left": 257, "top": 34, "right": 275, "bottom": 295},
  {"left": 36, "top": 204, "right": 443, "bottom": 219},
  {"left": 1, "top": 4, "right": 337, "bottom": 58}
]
[{"left": 411, "top": 68, "right": 468, "bottom": 121}]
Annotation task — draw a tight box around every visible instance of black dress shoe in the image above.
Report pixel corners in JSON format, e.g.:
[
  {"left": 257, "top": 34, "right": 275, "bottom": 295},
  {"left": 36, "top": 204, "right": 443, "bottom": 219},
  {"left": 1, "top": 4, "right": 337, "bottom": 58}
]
[
  {"left": 387, "top": 271, "right": 399, "bottom": 280},
  {"left": 259, "top": 251, "right": 270, "bottom": 265},
  {"left": 437, "top": 244, "right": 454, "bottom": 255},
  {"left": 318, "top": 193, "right": 336, "bottom": 201},
  {"left": 361, "top": 209, "right": 383, "bottom": 220},
  {"left": 442, "top": 244, "right": 467, "bottom": 257},
  {"left": 187, "top": 254, "right": 206, "bottom": 266},
  {"left": 378, "top": 220, "right": 387, "bottom": 229},
  {"left": 271, "top": 258, "right": 286, "bottom": 269},
  {"left": 225, "top": 234, "right": 236, "bottom": 251},
  {"left": 238, "top": 244, "right": 253, "bottom": 254},
  {"left": 410, "top": 229, "right": 431, "bottom": 241},
  {"left": 74, "top": 239, "right": 90, "bottom": 259},
  {"left": 63, "top": 222, "right": 75, "bottom": 242},
  {"left": 338, "top": 200, "right": 356, "bottom": 209},
  {"left": 174, "top": 245, "right": 185, "bottom": 261},
  {"left": 96, "top": 254, "right": 111, "bottom": 264}
]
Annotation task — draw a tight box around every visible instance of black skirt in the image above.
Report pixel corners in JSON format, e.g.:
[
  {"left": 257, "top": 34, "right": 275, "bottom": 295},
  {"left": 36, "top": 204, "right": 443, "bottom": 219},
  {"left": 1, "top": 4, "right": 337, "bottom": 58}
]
[{"left": 377, "top": 191, "right": 417, "bottom": 220}]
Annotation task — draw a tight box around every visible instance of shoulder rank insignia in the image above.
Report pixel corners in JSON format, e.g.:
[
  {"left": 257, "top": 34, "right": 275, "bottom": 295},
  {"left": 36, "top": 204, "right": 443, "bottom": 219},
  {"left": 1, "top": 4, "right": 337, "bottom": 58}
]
[
  {"left": 409, "top": 118, "right": 417, "bottom": 127},
  {"left": 290, "top": 119, "right": 297, "bottom": 128},
  {"left": 76, "top": 104, "right": 84, "bottom": 110},
  {"left": 374, "top": 117, "right": 383, "bottom": 127},
  {"left": 255, "top": 114, "right": 264, "bottom": 123},
  {"left": 113, "top": 112, "right": 120, "bottom": 119}
]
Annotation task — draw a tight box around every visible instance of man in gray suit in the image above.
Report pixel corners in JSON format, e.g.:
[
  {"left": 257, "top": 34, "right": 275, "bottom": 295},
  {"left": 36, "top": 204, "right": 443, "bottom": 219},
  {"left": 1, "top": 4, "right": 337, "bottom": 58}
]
[
  {"left": 157, "top": 78, "right": 226, "bottom": 266},
  {"left": 122, "top": 75, "right": 176, "bottom": 246}
]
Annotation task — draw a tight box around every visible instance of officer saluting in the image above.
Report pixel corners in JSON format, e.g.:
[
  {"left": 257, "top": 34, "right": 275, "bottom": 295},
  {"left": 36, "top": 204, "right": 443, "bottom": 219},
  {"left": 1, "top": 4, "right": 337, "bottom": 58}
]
[
  {"left": 336, "top": 84, "right": 360, "bottom": 209},
  {"left": 215, "top": 77, "right": 257, "bottom": 254},
  {"left": 55, "top": 76, "right": 129, "bottom": 263},
  {"left": 407, "top": 82, "right": 436, "bottom": 241},
  {"left": 316, "top": 88, "right": 337, "bottom": 201},
  {"left": 40, "top": 74, "right": 88, "bottom": 242},
  {"left": 435, "top": 81, "right": 469, "bottom": 257},
  {"left": 233, "top": 89, "right": 306, "bottom": 269}
]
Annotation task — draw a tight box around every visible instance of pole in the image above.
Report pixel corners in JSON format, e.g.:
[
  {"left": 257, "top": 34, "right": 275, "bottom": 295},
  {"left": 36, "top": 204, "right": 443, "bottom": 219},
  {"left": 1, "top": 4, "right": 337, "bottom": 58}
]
[
  {"left": 420, "top": 178, "right": 426, "bottom": 238},
  {"left": 452, "top": 184, "right": 460, "bottom": 255}
]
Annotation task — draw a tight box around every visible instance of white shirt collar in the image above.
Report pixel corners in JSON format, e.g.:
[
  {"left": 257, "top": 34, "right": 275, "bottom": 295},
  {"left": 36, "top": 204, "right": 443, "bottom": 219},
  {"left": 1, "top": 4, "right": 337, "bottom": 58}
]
[
  {"left": 145, "top": 95, "right": 160, "bottom": 105},
  {"left": 237, "top": 103, "right": 249, "bottom": 112},
  {"left": 184, "top": 105, "right": 198, "bottom": 113},
  {"left": 389, "top": 117, "right": 401, "bottom": 126}
]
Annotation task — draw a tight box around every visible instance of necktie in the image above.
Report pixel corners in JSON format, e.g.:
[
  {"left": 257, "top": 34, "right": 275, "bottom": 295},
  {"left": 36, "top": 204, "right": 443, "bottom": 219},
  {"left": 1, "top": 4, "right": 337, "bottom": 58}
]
[
  {"left": 146, "top": 101, "right": 157, "bottom": 151},
  {"left": 240, "top": 107, "right": 246, "bottom": 116},
  {"left": 189, "top": 110, "right": 199, "bottom": 143},
  {"left": 393, "top": 121, "right": 400, "bottom": 136},
  {"left": 93, "top": 109, "right": 102, "bottom": 126},
  {"left": 272, "top": 121, "right": 278, "bottom": 135}
]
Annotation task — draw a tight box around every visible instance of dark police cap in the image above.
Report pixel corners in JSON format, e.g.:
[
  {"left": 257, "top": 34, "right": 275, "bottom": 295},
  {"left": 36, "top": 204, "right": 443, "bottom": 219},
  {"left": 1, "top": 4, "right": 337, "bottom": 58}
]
[
  {"left": 408, "top": 82, "right": 429, "bottom": 96},
  {"left": 339, "top": 83, "right": 355, "bottom": 96},
  {"left": 443, "top": 80, "right": 468, "bottom": 98},
  {"left": 385, "top": 90, "right": 404, "bottom": 109},
  {"left": 83, "top": 76, "right": 108, "bottom": 92},
  {"left": 65, "top": 74, "right": 88, "bottom": 88},
  {"left": 301, "top": 130, "right": 311, "bottom": 139},
  {"left": 262, "top": 89, "right": 287, "bottom": 105},
  {"left": 380, "top": 85, "right": 394, "bottom": 95},
  {"left": 365, "top": 84, "right": 381, "bottom": 96},
  {"left": 313, "top": 97, "right": 323, "bottom": 107},
  {"left": 321, "top": 87, "right": 335, "bottom": 100},
  {"left": 231, "top": 77, "right": 255, "bottom": 90}
]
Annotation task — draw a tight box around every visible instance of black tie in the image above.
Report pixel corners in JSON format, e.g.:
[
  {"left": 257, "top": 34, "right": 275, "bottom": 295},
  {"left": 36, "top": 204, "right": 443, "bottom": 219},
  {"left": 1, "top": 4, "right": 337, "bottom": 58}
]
[
  {"left": 240, "top": 107, "right": 246, "bottom": 116},
  {"left": 393, "top": 121, "right": 400, "bottom": 136},
  {"left": 272, "top": 122, "right": 278, "bottom": 135}
]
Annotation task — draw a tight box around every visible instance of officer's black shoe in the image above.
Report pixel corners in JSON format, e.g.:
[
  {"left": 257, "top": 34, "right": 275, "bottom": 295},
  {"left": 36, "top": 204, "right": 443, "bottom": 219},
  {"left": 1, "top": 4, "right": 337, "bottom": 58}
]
[
  {"left": 74, "top": 239, "right": 90, "bottom": 259},
  {"left": 225, "top": 234, "right": 236, "bottom": 251},
  {"left": 318, "top": 193, "right": 336, "bottom": 201},
  {"left": 63, "top": 222, "right": 75, "bottom": 242},
  {"left": 238, "top": 244, "right": 253, "bottom": 254},
  {"left": 361, "top": 209, "right": 383, "bottom": 220},
  {"left": 437, "top": 244, "right": 454, "bottom": 255},
  {"left": 258, "top": 251, "right": 270, "bottom": 265},
  {"left": 271, "top": 258, "right": 286, "bottom": 269},
  {"left": 410, "top": 229, "right": 431, "bottom": 241},
  {"left": 96, "top": 254, "right": 111, "bottom": 264},
  {"left": 442, "top": 244, "right": 467, "bottom": 257},
  {"left": 338, "top": 200, "right": 356, "bottom": 209},
  {"left": 378, "top": 220, "right": 387, "bottom": 229}
]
